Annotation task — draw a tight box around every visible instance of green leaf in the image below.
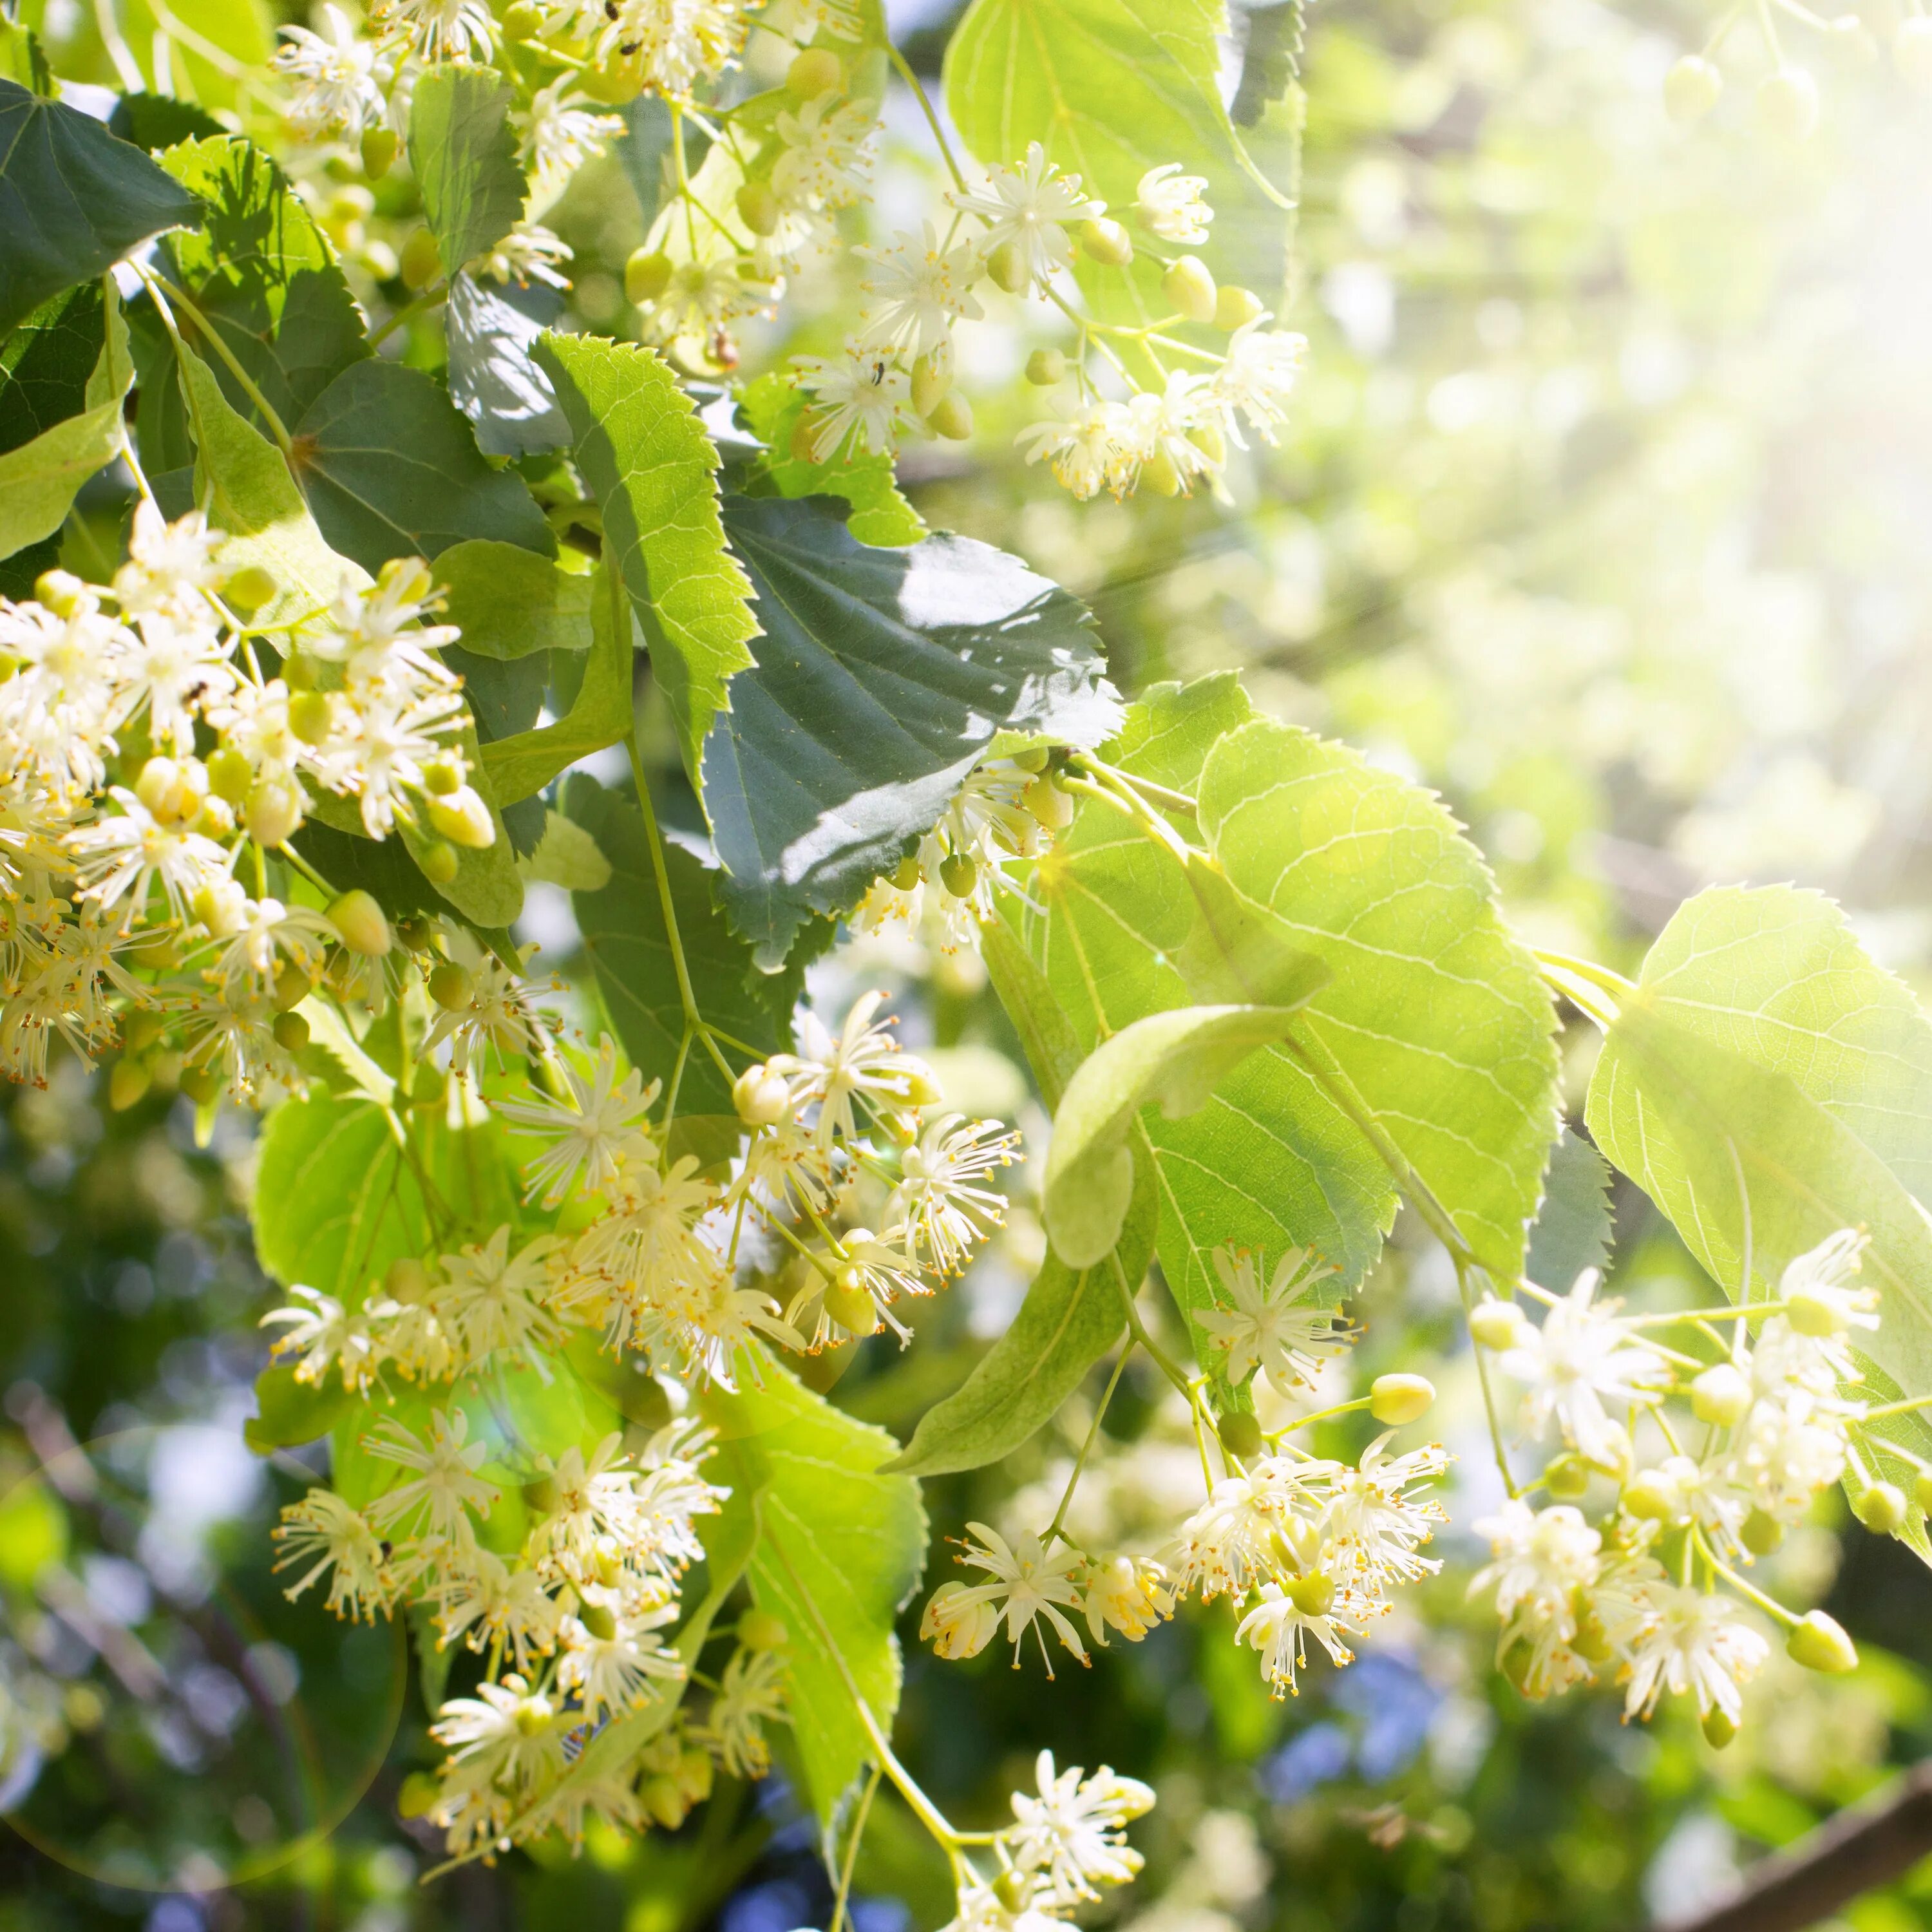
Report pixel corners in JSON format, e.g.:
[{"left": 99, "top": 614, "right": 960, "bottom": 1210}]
[
  {"left": 704, "top": 1362, "right": 927, "bottom": 1831},
  {"left": 1524, "top": 1126, "right": 1613, "bottom": 1291},
  {"left": 1045, "top": 998, "right": 1325, "bottom": 1267},
  {"left": 156, "top": 136, "right": 370, "bottom": 435},
  {"left": 0, "top": 78, "right": 202, "bottom": 334},
  {"left": 1, "top": 280, "right": 105, "bottom": 453},
  {"left": 888, "top": 1155, "right": 1156, "bottom": 1476},
  {"left": 291, "top": 358, "right": 554, "bottom": 572},
  {"left": 0, "top": 21, "right": 53, "bottom": 95},
  {"left": 703, "top": 493, "right": 1121, "bottom": 967},
  {"left": 482, "top": 563, "right": 636, "bottom": 804},
  {"left": 1197, "top": 716, "right": 1560, "bottom": 1279},
  {"left": 244, "top": 1364, "right": 357, "bottom": 1455},
  {"left": 176, "top": 343, "right": 368, "bottom": 632},
  {"left": 0, "top": 279, "right": 130, "bottom": 560},
  {"left": 1023, "top": 676, "right": 1398, "bottom": 1367},
  {"left": 435, "top": 537, "right": 594, "bottom": 659},
  {"left": 406, "top": 64, "right": 527, "bottom": 277},
  {"left": 563, "top": 775, "right": 797, "bottom": 1113},
  {"left": 737, "top": 371, "right": 924, "bottom": 549},
  {"left": 1586, "top": 886, "right": 1932, "bottom": 1555},
  {"left": 535, "top": 332, "right": 758, "bottom": 802},
  {"left": 518, "top": 808, "right": 612, "bottom": 891},
  {"left": 943, "top": 0, "right": 1294, "bottom": 325},
  {"left": 446, "top": 270, "right": 570, "bottom": 457},
  {"left": 109, "top": 93, "right": 224, "bottom": 151}
]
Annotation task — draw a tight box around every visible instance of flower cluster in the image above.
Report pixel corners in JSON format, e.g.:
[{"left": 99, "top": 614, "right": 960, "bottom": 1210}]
[
  {"left": 1468, "top": 1231, "right": 1901, "bottom": 1739},
  {"left": 0, "top": 512, "right": 488, "bottom": 1099},
  {"left": 920, "top": 1238, "right": 1448, "bottom": 1701}
]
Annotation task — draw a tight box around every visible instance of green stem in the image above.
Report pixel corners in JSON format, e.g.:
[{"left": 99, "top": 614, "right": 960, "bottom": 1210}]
[
  {"left": 1701, "top": 1535, "right": 1799, "bottom": 1625},
  {"left": 1045, "top": 1345, "right": 1133, "bottom": 1543},
  {"left": 1108, "top": 1236, "right": 1191, "bottom": 1397},
  {"left": 831, "top": 1765, "right": 883, "bottom": 1932},
  {"left": 886, "top": 44, "right": 968, "bottom": 193},
  {"left": 140, "top": 269, "right": 296, "bottom": 457},
  {"left": 369, "top": 282, "right": 448, "bottom": 348}
]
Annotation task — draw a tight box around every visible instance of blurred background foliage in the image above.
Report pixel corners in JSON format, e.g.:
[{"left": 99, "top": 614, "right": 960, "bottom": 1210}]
[{"left": 7, "top": 0, "right": 1932, "bottom": 1926}]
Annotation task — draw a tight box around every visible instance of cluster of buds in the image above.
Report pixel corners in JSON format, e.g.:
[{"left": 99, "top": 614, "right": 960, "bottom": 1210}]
[{"left": 1468, "top": 1230, "right": 1898, "bottom": 1741}]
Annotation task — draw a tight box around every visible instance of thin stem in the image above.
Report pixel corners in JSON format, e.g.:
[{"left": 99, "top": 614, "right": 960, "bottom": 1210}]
[
  {"left": 831, "top": 1765, "right": 884, "bottom": 1932},
  {"left": 1701, "top": 1535, "right": 1799, "bottom": 1626},
  {"left": 1458, "top": 1259, "right": 1520, "bottom": 1497},
  {"left": 1858, "top": 1393, "right": 1932, "bottom": 1422},
  {"left": 369, "top": 283, "right": 448, "bottom": 348},
  {"left": 1068, "top": 754, "right": 1198, "bottom": 819},
  {"left": 92, "top": 0, "right": 146, "bottom": 91},
  {"left": 1108, "top": 1236, "right": 1190, "bottom": 1396},
  {"left": 139, "top": 269, "right": 296, "bottom": 457},
  {"left": 1045, "top": 1345, "right": 1133, "bottom": 1543},
  {"left": 280, "top": 842, "right": 337, "bottom": 900},
  {"left": 887, "top": 44, "right": 968, "bottom": 193},
  {"left": 1263, "top": 1394, "right": 1372, "bottom": 1441}
]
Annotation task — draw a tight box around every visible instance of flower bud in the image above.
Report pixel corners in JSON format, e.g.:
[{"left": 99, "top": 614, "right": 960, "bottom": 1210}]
[
  {"left": 360, "top": 124, "right": 398, "bottom": 180},
  {"left": 580, "top": 57, "right": 646, "bottom": 105},
  {"left": 328, "top": 889, "right": 392, "bottom": 958},
  {"left": 109, "top": 1059, "right": 151, "bottom": 1112},
  {"left": 386, "top": 1256, "right": 431, "bottom": 1303},
  {"left": 680, "top": 1748, "right": 714, "bottom": 1802},
  {"left": 1162, "top": 254, "right": 1218, "bottom": 325},
  {"left": 1468, "top": 1296, "right": 1526, "bottom": 1350},
  {"left": 987, "top": 239, "right": 1030, "bottom": 294},
  {"left": 1214, "top": 284, "right": 1265, "bottom": 331},
  {"left": 1786, "top": 1608, "right": 1858, "bottom": 1674},
  {"left": 580, "top": 1600, "right": 618, "bottom": 1642},
  {"left": 195, "top": 793, "right": 236, "bottom": 838},
  {"left": 1140, "top": 447, "right": 1182, "bottom": 497},
  {"left": 399, "top": 226, "right": 442, "bottom": 290},
  {"left": 418, "top": 839, "right": 460, "bottom": 885},
  {"left": 735, "top": 179, "right": 781, "bottom": 237},
  {"left": 1741, "top": 1506, "right": 1785, "bottom": 1556},
  {"left": 738, "top": 1608, "right": 789, "bottom": 1652},
  {"left": 911, "top": 352, "right": 951, "bottom": 416},
  {"left": 822, "top": 1271, "right": 877, "bottom": 1336},
  {"left": 1622, "top": 1467, "right": 1680, "bottom": 1521},
  {"left": 1701, "top": 1707, "right": 1738, "bottom": 1749},
  {"left": 1217, "top": 1411, "right": 1264, "bottom": 1461},
  {"left": 1286, "top": 1571, "right": 1335, "bottom": 1616},
  {"left": 733, "top": 1064, "right": 792, "bottom": 1127},
  {"left": 1756, "top": 66, "right": 1819, "bottom": 140},
  {"left": 272, "top": 1010, "right": 310, "bottom": 1054},
  {"left": 625, "top": 248, "right": 674, "bottom": 307},
  {"left": 1544, "top": 1453, "right": 1589, "bottom": 1501},
  {"left": 191, "top": 879, "right": 247, "bottom": 938},
  {"left": 1690, "top": 1362, "right": 1751, "bottom": 1428},
  {"left": 1899, "top": 16, "right": 1932, "bottom": 91},
  {"left": 422, "top": 756, "right": 462, "bottom": 797},
  {"left": 428, "top": 961, "right": 473, "bottom": 1011},
  {"left": 33, "top": 568, "right": 88, "bottom": 616},
  {"left": 926, "top": 390, "right": 973, "bottom": 440},
  {"left": 1663, "top": 54, "right": 1723, "bottom": 123},
  {"left": 502, "top": 1, "right": 544, "bottom": 37},
  {"left": 1023, "top": 778, "right": 1075, "bottom": 833},
  {"left": 938, "top": 850, "right": 979, "bottom": 897},
  {"left": 135, "top": 757, "right": 185, "bottom": 820},
  {"left": 788, "top": 47, "right": 844, "bottom": 98},
  {"left": 1369, "top": 1373, "right": 1435, "bottom": 1426},
  {"left": 427, "top": 785, "right": 495, "bottom": 849},
  {"left": 1786, "top": 1281, "right": 1848, "bottom": 1336},
  {"left": 397, "top": 1770, "right": 439, "bottom": 1819},
  {"left": 288, "top": 690, "right": 333, "bottom": 747},
  {"left": 513, "top": 1694, "right": 555, "bottom": 1738},
  {"left": 222, "top": 564, "right": 276, "bottom": 613},
  {"left": 179, "top": 1063, "right": 223, "bottom": 1106},
  {"left": 1081, "top": 216, "right": 1134, "bottom": 267},
  {"left": 206, "top": 746, "right": 253, "bottom": 805},
  {"left": 993, "top": 1870, "right": 1029, "bottom": 1913},
  {"left": 273, "top": 960, "right": 312, "bottom": 1011},
  {"left": 1025, "top": 346, "right": 1066, "bottom": 386},
  {"left": 1853, "top": 1480, "right": 1908, "bottom": 1534},
  {"left": 891, "top": 853, "right": 922, "bottom": 891}
]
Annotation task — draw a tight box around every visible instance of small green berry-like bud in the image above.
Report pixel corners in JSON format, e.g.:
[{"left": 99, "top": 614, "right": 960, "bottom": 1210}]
[
  {"left": 1915, "top": 1470, "right": 1932, "bottom": 1517},
  {"left": 938, "top": 849, "right": 979, "bottom": 897},
  {"left": 222, "top": 564, "right": 276, "bottom": 613},
  {"left": 788, "top": 47, "right": 844, "bottom": 98},
  {"left": 1287, "top": 1571, "right": 1336, "bottom": 1616},
  {"left": 360, "top": 124, "right": 399, "bottom": 181},
  {"left": 1162, "top": 254, "right": 1218, "bottom": 325},
  {"left": 625, "top": 248, "right": 674, "bottom": 307},
  {"left": 1468, "top": 1296, "right": 1525, "bottom": 1350},
  {"left": 1025, "top": 346, "right": 1067, "bottom": 386},
  {"left": 329, "top": 889, "right": 392, "bottom": 958},
  {"left": 1756, "top": 66, "right": 1819, "bottom": 141},
  {"left": 288, "top": 690, "right": 333, "bottom": 747},
  {"left": 1786, "top": 1608, "right": 1858, "bottom": 1674},
  {"left": 1368, "top": 1374, "right": 1435, "bottom": 1426},
  {"left": 822, "top": 1273, "right": 877, "bottom": 1335},
  {"left": 109, "top": 1059, "right": 151, "bottom": 1112},
  {"left": 911, "top": 352, "right": 951, "bottom": 416},
  {"left": 422, "top": 757, "right": 462, "bottom": 797},
  {"left": 428, "top": 961, "right": 473, "bottom": 1011},
  {"left": 1853, "top": 1481, "right": 1908, "bottom": 1534},
  {"left": 502, "top": 1, "right": 544, "bottom": 37},
  {"left": 992, "top": 1870, "right": 1029, "bottom": 1915},
  {"left": 385, "top": 1256, "right": 430, "bottom": 1303},
  {"left": 272, "top": 961, "right": 311, "bottom": 1012},
  {"left": 1622, "top": 1468, "right": 1681, "bottom": 1521},
  {"left": 1214, "top": 284, "right": 1265, "bottom": 331},
  {"left": 738, "top": 1608, "right": 790, "bottom": 1652},
  {"left": 891, "top": 853, "right": 923, "bottom": 891},
  {"left": 1217, "top": 1411, "right": 1264, "bottom": 1461},
  {"left": 926, "top": 390, "right": 973, "bottom": 440},
  {"left": 1080, "top": 216, "right": 1134, "bottom": 267},
  {"left": 987, "top": 239, "right": 1030, "bottom": 294},
  {"left": 397, "top": 1770, "right": 440, "bottom": 1819},
  {"left": 1701, "top": 1707, "right": 1738, "bottom": 1749},
  {"left": 513, "top": 1694, "right": 555, "bottom": 1739},
  {"left": 418, "top": 839, "right": 460, "bottom": 886},
  {"left": 579, "top": 1601, "right": 618, "bottom": 1642},
  {"left": 135, "top": 756, "right": 184, "bottom": 818},
  {"left": 1741, "top": 1506, "right": 1785, "bottom": 1556},
  {"left": 206, "top": 746, "right": 253, "bottom": 804},
  {"left": 733, "top": 1065, "right": 791, "bottom": 1128},
  {"left": 272, "top": 1010, "right": 310, "bottom": 1054},
  {"left": 1140, "top": 446, "right": 1182, "bottom": 497},
  {"left": 579, "top": 59, "right": 645, "bottom": 105},
  {"left": 1663, "top": 55, "right": 1723, "bottom": 124},
  {"left": 1544, "top": 1453, "right": 1590, "bottom": 1501},
  {"left": 1690, "top": 1362, "right": 1752, "bottom": 1428},
  {"left": 33, "top": 568, "right": 88, "bottom": 616},
  {"left": 427, "top": 786, "right": 495, "bottom": 851},
  {"left": 399, "top": 226, "right": 442, "bottom": 290},
  {"left": 735, "top": 179, "right": 781, "bottom": 237},
  {"left": 178, "top": 1063, "right": 223, "bottom": 1106}
]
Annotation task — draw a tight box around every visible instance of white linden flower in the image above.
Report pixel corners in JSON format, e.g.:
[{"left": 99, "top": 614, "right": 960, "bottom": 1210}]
[
  {"left": 433, "top": 1547, "right": 567, "bottom": 1674},
  {"left": 0, "top": 596, "right": 135, "bottom": 795},
  {"left": 857, "top": 223, "right": 986, "bottom": 360},
  {"left": 435, "top": 1227, "right": 565, "bottom": 1369},
  {"left": 1015, "top": 399, "right": 1135, "bottom": 502},
  {"left": 946, "top": 1522, "right": 1090, "bottom": 1672},
  {"left": 594, "top": 0, "right": 746, "bottom": 95},
  {"left": 422, "top": 956, "right": 548, "bottom": 1077},
  {"left": 1620, "top": 1585, "right": 1768, "bottom": 1725},
  {"left": 66, "top": 790, "right": 232, "bottom": 920},
  {"left": 260, "top": 1284, "right": 390, "bottom": 1391},
  {"left": 274, "top": 5, "right": 386, "bottom": 137},
  {"left": 431, "top": 1679, "right": 572, "bottom": 1797},
  {"left": 1008, "top": 1750, "right": 1155, "bottom": 1899},
  {"left": 498, "top": 1036, "right": 660, "bottom": 1206},
  {"left": 516, "top": 80, "right": 625, "bottom": 195},
  {"left": 1197, "top": 1243, "right": 1345, "bottom": 1394},
  {"left": 1212, "top": 319, "right": 1307, "bottom": 446},
  {"left": 1081, "top": 1553, "right": 1175, "bottom": 1647},
  {"left": 272, "top": 1488, "right": 393, "bottom": 1621},
  {"left": 1134, "top": 163, "right": 1213, "bottom": 245},
  {"left": 888, "top": 1113, "right": 1020, "bottom": 1276},
  {"left": 1471, "top": 1498, "right": 1602, "bottom": 1630},
  {"left": 773, "top": 989, "right": 934, "bottom": 1144},
  {"left": 1323, "top": 1436, "right": 1449, "bottom": 1589},
  {"left": 949, "top": 142, "right": 1101, "bottom": 290},
  {"left": 705, "top": 1645, "right": 788, "bottom": 1777},
  {"left": 922, "top": 1579, "right": 1001, "bottom": 1659},
  {"left": 1236, "top": 1580, "right": 1361, "bottom": 1698},
  {"left": 557, "top": 1599, "right": 683, "bottom": 1723},
  {"left": 216, "top": 896, "right": 334, "bottom": 993},
  {"left": 1779, "top": 1227, "right": 1877, "bottom": 1334},
  {"left": 364, "top": 1408, "right": 500, "bottom": 1540},
  {"left": 113, "top": 504, "right": 223, "bottom": 620},
  {"left": 1497, "top": 1268, "right": 1671, "bottom": 1467},
  {"left": 772, "top": 94, "right": 876, "bottom": 210},
  {"left": 793, "top": 344, "right": 919, "bottom": 463},
  {"left": 369, "top": 0, "right": 495, "bottom": 59},
  {"left": 118, "top": 611, "right": 237, "bottom": 755},
  {"left": 475, "top": 222, "right": 574, "bottom": 289}
]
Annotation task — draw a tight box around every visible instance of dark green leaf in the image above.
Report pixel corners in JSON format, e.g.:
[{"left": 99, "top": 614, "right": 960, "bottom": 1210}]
[
  {"left": 535, "top": 332, "right": 758, "bottom": 801},
  {"left": 0, "top": 78, "right": 203, "bottom": 334},
  {"left": 406, "top": 65, "right": 526, "bottom": 276},
  {"left": 737, "top": 370, "right": 923, "bottom": 548},
  {"left": 157, "top": 136, "right": 370, "bottom": 434},
  {"left": 1524, "top": 1127, "right": 1613, "bottom": 1291},
  {"left": 435, "top": 536, "right": 594, "bottom": 659},
  {"left": 448, "top": 647, "right": 549, "bottom": 742},
  {"left": 702, "top": 493, "right": 1121, "bottom": 967},
  {"left": 0, "top": 281, "right": 104, "bottom": 455},
  {"left": 244, "top": 1364, "right": 357, "bottom": 1455},
  {"left": 446, "top": 270, "right": 570, "bottom": 457},
  {"left": 564, "top": 775, "right": 795, "bottom": 1111},
  {"left": 109, "top": 93, "right": 224, "bottom": 152},
  {"left": 291, "top": 358, "right": 554, "bottom": 572}
]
